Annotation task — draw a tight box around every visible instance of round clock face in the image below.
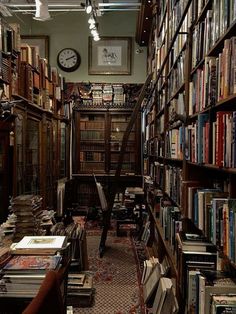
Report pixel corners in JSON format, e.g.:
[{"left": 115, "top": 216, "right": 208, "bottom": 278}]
[{"left": 57, "top": 48, "right": 81, "bottom": 72}]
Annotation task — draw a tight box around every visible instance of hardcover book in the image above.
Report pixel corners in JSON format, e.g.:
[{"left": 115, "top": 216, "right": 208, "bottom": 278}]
[
  {"left": 3, "top": 255, "right": 62, "bottom": 273},
  {"left": 13, "top": 235, "right": 67, "bottom": 251}
]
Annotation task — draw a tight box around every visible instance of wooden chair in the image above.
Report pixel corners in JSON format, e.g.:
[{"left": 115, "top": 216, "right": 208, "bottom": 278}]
[{"left": 22, "top": 270, "right": 65, "bottom": 314}]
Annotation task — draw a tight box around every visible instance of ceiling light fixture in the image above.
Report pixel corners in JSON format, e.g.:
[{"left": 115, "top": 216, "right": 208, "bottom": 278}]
[
  {"left": 85, "top": 0, "right": 92, "bottom": 14},
  {"left": 33, "top": 0, "right": 51, "bottom": 21},
  {"left": 84, "top": 2, "right": 100, "bottom": 41}
]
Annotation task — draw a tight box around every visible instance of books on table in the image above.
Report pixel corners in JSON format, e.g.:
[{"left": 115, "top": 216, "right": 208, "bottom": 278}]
[
  {"left": 0, "top": 254, "right": 62, "bottom": 297},
  {"left": 2, "top": 255, "right": 62, "bottom": 273},
  {"left": 10, "top": 235, "right": 67, "bottom": 255}
]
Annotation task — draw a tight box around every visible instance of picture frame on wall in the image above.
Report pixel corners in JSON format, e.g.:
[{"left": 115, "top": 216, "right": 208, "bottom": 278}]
[
  {"left": 88, "top": 36, "right": 132, "bottom": 75},
  {"left": 21, "top": 35, "right": 49, "bottom": 61}
]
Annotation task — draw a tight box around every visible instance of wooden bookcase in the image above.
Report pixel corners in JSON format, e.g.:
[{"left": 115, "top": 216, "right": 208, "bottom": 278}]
[
  {"left": 0, "top": 18, "right": 71, "bottom": 221},
  {"left": 68, "top": 82, "right": 143, "bottom": 209},
  {"left": 137, "top": 0, "right": 236, "bottom": 311}
]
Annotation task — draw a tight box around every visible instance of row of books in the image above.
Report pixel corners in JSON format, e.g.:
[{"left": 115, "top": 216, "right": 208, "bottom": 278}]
[
  {"left": 182, "top": 181, "right": 236, "bottom": 262},
  {"left": 147, "top": 137, "right": 164, "bottom": 158},
  {"left": 80, "top": 121, "right": 104, "bottom": 130},
  {"left": 175, "top": 230, "right": 218, "bottom": 303},
  {"left": 189, "top": 37, "right": 236, "bottom": 115},
  {"left": 169, "top": 0, "right": 189, "bottom": 41},
  {"left": 142, "top": 256, "right": 178, "bottom": 314},
  {"left": 164, "top": 166, "right": 182, "bottom": 206},
  {"left": 185, "top": 111, "right": 236, "bottom": 168},
  {"left": 80, "top": 130, "right": 104, "bottom": 140},
  {"left": 167, "top": 53, "right": 185, "bottom": 101},
  {"left": 80, "top": 152, "right": 105, "bottom": 162},
  {"left": 165, "top": 126, "right": 185, "bottom": 160},
  {"left": 191, "top": 10, "right": 213, "bottom": 69},
  {"left": 175, "top": 231, "right": 236, "bottom": 313}
]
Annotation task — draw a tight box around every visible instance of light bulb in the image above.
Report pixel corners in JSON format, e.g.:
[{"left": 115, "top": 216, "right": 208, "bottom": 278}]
[
  {"left": 86, "top": 4, "right": 92, "bottom": 14},
  {"left": 88, "top": 15, "right": 95, "bottom": 24},
  {"left": 89, "top": 22, "right": 96, "bottom": 29}
]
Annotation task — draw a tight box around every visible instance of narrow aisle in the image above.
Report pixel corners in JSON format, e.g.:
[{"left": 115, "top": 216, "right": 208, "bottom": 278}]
[{"left": 74, "top": 233, "right": 145, "bottom": 314}]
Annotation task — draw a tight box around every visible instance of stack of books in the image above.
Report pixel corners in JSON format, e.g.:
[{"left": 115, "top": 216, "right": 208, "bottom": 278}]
[
  {"left": 176, "top": 231, "right": 217, "bottom": 300},
  {"left": 0, "top": 255, "right": 62, "bottom": 297},
  {"left": 10, "top": 195, "right": 44, "bottom": 241},
  {"left": 91, "top": 84, "right": 103, "bottom": 106},
  {"left": 113, "top": 84, "right": 124, "bottom": 106},
  {"left": 10, "top": 235, "right": 68, "bottom": 255},
  {"left": 103, "top": 84, "right": 113, "bottom": 102},
  {"left": 67, "top": 273, "right": 94, "bottom": 307},
  {"left": 188, "top": 269, "right": 236, "bottom": 314}
]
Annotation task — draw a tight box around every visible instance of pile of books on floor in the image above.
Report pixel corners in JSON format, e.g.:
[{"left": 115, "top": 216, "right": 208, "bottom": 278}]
[
  {"left": 142, "top": 256, "right": 178, "bottom": 314},
  {"left": 67, "top": 272, "right": 94, "bottom": 307},
  {"left": 10, "top": 194, "right": 44, "bottom": 241},
  {"left": 0, "top": 254, "right": 62, "bottom": 297}
]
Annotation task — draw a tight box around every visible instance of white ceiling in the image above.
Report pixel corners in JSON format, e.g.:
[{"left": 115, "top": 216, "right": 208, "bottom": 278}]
[{"left": 1, "top": 0, "right": 141, "bottom": 14}]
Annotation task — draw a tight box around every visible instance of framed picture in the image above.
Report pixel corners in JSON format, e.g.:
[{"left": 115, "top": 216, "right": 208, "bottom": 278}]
[
  {"left": 21, "top": 35, "right": 49, "bottom": 61},
  {"left": 88, "top": 36, "right": 131, "bottom": 75}
]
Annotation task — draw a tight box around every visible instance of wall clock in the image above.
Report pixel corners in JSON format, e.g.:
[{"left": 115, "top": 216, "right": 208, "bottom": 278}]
[{"left": 57, "top": 48, "right": 81, "bottom": 72}]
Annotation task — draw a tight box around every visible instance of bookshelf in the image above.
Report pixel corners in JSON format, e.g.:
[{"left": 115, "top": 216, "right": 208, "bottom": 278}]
[
  {"left": 0, "top": 18, "right": 71, "bottom": 221},
  {"left": 137, "top": 0, "right": 236, "bottom": 311},
  {"left": 69, "top": 82, "right": 142, "bottom": 209}
]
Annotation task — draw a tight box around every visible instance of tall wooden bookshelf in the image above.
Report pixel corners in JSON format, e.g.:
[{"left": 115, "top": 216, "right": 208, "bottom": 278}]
[
  {"left": 66, "top": 82, "right": 143, "bottom": 209},
  {"left": 0, "top": 18, "right": 71, "bottom": 221},
  {"left": 137, "top": 0, "right": 236, "bottom": 312}
]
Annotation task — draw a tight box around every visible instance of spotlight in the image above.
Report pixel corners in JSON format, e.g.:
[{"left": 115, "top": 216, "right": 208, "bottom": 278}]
[
  {"left": 88, "top": 15, "right": 95, "bottom": 24},
  {"left": 85, "top": 0, "right": 92, "bottom": 14},
  {"left": 89, "top": 22, "right": 96, "bottom": 29},
  {"left": 94, "top": 35, "right": 100, "bottom": 41}
]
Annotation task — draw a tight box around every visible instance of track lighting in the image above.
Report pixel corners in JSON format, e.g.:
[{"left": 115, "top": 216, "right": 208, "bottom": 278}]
[
  {"left": 85, "top": 4, "right": 100, "bottom": 41},
  {"left": 88, "top": 15, "right": 95, "bottom": 24}
]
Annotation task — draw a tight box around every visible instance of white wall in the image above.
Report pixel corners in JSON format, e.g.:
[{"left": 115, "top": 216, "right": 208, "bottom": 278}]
[{"left": 7, "top": 11, "right": 147, "bottom": 83}]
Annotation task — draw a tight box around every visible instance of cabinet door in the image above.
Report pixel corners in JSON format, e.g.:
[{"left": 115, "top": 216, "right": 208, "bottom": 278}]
[
  {"left": 14, "top": 111, "right": 25, "bottom": 195},
  {"left": 109, "top": 112, "right": 137, "bottom": 174},
  {"left": 0, "top": 131, "right": 10, "bottom": 223},
  {"left": 45, "top": 120, "right": 54, "bottom": 208},
  {"left": 78, "top": 112, "right": 106, "bottom": 173},
  {"left": 25, "top": 117, "right": 40, "bottom": 194}
]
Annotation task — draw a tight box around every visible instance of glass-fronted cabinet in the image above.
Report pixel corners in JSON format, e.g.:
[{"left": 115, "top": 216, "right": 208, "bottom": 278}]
[
  {"left": 0, "top": 123, "right": 11, "bottom": 223},
  {"left": 15, "top": 111, "right": 25, "bottom": 195},
  {"left": 74, "top": 109, "right": 141, "bottom": 175},
  {"left": 109, "top": 112, "right": 137, "bottom": 173},
  {"left": 78, "top": 112, "right": 106, "bottom": 173}
]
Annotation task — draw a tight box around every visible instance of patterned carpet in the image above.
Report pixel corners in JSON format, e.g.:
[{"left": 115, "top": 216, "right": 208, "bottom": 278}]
[{"left": 73, "top": 231, "right": 146, "bottom": 314}]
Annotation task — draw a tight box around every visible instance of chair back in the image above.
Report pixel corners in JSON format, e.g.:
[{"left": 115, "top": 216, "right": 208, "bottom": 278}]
[{"left": 22, "top": 270, "right": 65, "bottom": 314}]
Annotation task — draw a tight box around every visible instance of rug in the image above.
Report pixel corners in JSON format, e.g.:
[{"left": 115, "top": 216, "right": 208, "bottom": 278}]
[{"left": 73, "top": 233, "right": 146, "bottom": 314}]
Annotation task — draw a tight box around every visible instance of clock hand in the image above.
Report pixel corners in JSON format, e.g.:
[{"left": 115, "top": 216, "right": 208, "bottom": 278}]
[{"left": 66, "top": 55, "right": 75, "bottom": 61}]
